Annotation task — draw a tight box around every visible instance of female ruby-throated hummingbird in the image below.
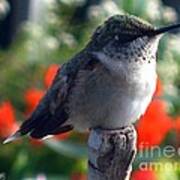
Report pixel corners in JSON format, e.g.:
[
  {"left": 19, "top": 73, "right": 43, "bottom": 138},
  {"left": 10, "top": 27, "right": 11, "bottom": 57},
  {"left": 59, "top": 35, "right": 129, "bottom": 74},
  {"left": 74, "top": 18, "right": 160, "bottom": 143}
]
[{"left": 4, "top": 15, "right": 180, "bottom": 144}]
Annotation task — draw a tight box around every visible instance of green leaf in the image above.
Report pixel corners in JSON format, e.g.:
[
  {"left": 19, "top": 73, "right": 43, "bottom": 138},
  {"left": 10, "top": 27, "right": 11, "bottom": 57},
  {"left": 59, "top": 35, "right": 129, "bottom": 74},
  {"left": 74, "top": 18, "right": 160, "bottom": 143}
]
[
  {"left": 44, "top": 139, "right": 87, "bottom": 159},
  {"left": 162, "top": 94, "right": 180, "bottom": 105}
]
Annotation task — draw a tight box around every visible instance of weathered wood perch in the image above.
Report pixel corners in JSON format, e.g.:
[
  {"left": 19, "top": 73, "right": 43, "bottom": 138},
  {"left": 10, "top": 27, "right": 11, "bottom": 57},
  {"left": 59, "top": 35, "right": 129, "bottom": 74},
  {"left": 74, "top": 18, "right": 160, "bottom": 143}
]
[{"left": 88, "top": 125, "right": 137, "bottom": 180}]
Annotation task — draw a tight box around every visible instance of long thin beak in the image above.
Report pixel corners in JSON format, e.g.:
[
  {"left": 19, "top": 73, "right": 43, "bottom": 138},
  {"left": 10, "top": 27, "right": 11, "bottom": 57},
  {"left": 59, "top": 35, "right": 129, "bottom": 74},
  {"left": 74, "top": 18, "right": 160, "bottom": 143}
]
[{"left": 150, "top": 23, "right": 180, "bottom": 36}]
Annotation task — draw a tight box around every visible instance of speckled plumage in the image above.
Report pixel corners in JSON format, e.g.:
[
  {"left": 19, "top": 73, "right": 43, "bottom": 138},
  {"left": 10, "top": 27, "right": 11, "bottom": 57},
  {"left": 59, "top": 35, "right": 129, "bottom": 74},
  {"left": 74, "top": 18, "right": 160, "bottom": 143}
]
[
  {"left": 68, "top": 35, "right": 158, "bottom": 131},
  {"left": 4, "top": 15, "right": 180, "bottom": 143}
]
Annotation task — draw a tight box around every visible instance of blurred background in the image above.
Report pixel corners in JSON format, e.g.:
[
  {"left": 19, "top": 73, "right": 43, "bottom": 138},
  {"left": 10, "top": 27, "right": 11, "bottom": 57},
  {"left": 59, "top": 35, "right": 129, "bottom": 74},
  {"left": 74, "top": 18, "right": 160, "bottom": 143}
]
[{"left": 0, "top": 0, "right": 180, "bottom": 179}]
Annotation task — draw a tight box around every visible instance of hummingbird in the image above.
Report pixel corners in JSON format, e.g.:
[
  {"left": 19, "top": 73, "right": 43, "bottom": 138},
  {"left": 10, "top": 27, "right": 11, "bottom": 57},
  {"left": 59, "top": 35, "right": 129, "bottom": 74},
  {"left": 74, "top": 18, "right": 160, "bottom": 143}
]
[{"left": 4, "top": 15, "right": 180, "bottom": 143}]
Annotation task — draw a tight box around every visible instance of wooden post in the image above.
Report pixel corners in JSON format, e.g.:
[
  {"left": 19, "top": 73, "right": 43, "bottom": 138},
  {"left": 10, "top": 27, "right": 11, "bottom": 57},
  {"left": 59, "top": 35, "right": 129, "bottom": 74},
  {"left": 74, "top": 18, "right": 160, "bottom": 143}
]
[{"left": 88, "top": 125, "right": 137, "bottom": 180}]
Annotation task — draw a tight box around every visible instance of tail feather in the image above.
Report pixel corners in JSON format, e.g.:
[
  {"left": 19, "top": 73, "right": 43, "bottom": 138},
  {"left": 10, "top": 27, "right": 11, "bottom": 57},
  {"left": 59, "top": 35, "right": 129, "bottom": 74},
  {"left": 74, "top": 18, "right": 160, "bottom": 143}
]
[
  {"left": 19, "top": 107, "right": 70, "bottom": 139},
  {"left": 31, "top": 125, "right": 73, "bottom": 138},
  {"left": 3, "top": 112, "right": 72, "bottom": 143},
  {"left": 3, "top": 99, "right": 71, "bottom": 143},
  {"left": 3, "top": 131, "right": 22, "bottom": 144},
  {"left": 3, "top": 73, "right": 73, "bottom": 143},
  {"left": 32, "top": 110, "right": 69, "bottom": 137},
  {"left": 20, "top": 112, "right": 51, "bottom": 137}
]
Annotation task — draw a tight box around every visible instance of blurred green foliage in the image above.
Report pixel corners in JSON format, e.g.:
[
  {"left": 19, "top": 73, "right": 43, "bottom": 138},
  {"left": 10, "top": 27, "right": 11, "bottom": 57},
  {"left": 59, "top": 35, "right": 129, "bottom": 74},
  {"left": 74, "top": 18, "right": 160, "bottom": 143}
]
[{"left": 0, "top": 0, "right": 180, "bottom": 179}]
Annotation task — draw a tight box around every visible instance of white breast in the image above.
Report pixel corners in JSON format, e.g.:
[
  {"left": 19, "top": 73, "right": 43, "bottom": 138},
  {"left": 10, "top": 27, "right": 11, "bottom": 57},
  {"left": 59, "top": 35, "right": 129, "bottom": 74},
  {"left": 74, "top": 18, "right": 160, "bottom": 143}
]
[
  {"left": 69, "top": 56, "right": 157, "bottom": 131},
  {"left": 100, "top": 64, "right": 157, "bottom": 128},
  {"left": 69, "top": 36, "right": 159, "bottom": 130}
]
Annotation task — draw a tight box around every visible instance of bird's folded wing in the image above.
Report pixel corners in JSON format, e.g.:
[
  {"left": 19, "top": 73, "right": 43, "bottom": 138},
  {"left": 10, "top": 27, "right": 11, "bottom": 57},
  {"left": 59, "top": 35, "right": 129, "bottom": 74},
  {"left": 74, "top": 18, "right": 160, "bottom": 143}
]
[{"left": 4, "top": 50, "right": 104, "bottom": 143}]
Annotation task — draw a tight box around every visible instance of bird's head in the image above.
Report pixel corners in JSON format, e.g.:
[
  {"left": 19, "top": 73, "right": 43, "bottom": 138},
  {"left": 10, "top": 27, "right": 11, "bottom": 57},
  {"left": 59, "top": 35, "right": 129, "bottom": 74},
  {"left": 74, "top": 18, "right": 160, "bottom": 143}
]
[
  {"left": 91, "top": 14, "right": 180, "bottom": 48},
  {"left": 91, "top": 15, "right": 154, "bottom": 46},
  {"left": 89, "top": 14, "right": 180, "bottom": 64}
]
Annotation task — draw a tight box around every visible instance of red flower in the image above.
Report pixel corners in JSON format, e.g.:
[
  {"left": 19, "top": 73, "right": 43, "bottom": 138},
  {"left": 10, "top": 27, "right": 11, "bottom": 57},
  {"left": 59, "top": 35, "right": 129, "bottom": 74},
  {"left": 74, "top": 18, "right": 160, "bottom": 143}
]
[
  {"left": 24, "top": 88, "right": 45, "bottom": 115},
  {"left": 136, "top": 78, "right": 173, "bottom": 149},
  {"left": 153, "top": 78, "right": 163, "bottom": 97},
  {"left": 173, "top": 117, "right": 180, "bottom": 146},
  {"left": 30, "top": 138, "right": 43, "bottom": 147},
  {"left": 54, "top": 132, "right": 71, "bottom": 140},
  {"left": 137, "top": 99, "right": 173, "bottom": 149},
  {"left": 131, "top": 170, "right": 157, "bottom": 180},
  {"left": 0, "top": 101, "right": 18, "bottom": 138},
  {"left": 174, "top": 117, "right": 180, "bottom": 132},
  {"left": 71, "top": 173, "right": 87, "bottom": 180},
  {"left": 44, "top": 64, "right": 59, "bottom": 88}
]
